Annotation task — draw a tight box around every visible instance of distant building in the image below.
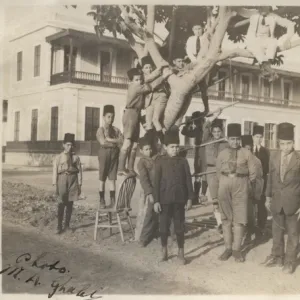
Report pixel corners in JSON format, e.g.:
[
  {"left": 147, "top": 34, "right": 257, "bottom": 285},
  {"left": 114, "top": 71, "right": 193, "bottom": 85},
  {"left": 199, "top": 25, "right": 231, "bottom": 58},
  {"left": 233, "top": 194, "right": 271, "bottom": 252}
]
[{"left": 3, "top": 6, "right": 300, "bottom": 167}]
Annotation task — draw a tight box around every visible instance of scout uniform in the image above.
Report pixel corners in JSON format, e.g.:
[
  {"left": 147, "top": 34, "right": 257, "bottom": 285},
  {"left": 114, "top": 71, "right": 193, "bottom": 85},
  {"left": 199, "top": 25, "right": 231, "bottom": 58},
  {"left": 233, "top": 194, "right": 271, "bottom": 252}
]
[
  {"left": 135, "top": 137, "right": 160, "bottom": 246},
  {"left": 181, "top": 111, "right": 208, "bottom": 204},
  {"left": 154, "top": 130, "right": 194, "bottom": 264},
  {"left": 263, "top": 123, "right": 300, "bottom": 274},
  {"left": 216, "top": 123, "right": 257, "bottom": 262},
  {"left": 118, "top": 68, "right": 167, "bottom": 176},
  {"left": 241, "top": 135, "right": 264, "bottom": 239},
  {"left": 245, "top": 7, "right": 294, "bottom": 80},
  {"left": 202, "top": 118, "right": 228, "bottom": 230},
  {"left": 142, "top": 56, "right": 169, "bottom": 138},
  {"left": 52, "top": 133, "right": 82, "bottom": 234},
  {"left": 252, "top": 125, "right": 270, "bottom": 232},
  {"left": 96, "top": 105, "right": 123, "bottom": 208}
]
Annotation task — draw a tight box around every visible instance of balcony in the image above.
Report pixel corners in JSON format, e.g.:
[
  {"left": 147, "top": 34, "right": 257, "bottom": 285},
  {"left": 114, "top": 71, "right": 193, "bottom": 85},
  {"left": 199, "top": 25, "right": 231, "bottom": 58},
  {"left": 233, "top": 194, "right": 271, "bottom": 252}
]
[
  {"left": 51, "top": 71, "right": 129, "bottom": 89},
  {"left": 50, "top": 71, "right": 300, "bottom": 109}
]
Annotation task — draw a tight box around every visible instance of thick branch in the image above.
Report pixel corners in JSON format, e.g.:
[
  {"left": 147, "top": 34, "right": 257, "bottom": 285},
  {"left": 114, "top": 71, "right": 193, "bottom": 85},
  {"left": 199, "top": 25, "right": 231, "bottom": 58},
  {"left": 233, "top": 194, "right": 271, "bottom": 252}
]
[
  {"left": 232, "top": 7, "right": 258, "bottom": 18},
  {"left": 146, "top": 5, "right": 155, "bottom": 35}
]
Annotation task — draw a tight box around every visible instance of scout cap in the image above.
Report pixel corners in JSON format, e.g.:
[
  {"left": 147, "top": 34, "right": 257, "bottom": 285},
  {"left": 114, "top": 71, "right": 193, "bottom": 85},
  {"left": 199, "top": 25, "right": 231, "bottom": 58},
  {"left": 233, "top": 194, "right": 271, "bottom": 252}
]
[
  {"left": 164, "top": 129, "right": 180, "bottom": 146},
  {"left": 127, "top": 68, "right": 142, "bottom": 80},
  {"left": 278, "top": 122, "right": 294, "bottom": 140},
  {"left": 64, "top": 133, "right": 75, "bottom": 143},
  {"left": 241, "top": 135, "right": 253, "bottom": 147},
  {"left": 103, "top": 105, "right": 115, "bottom": 116},
  {"left": 253, "top": 125, "right": 264, "bottom": 136},
  {"left": 227, "top": 123, "right": 241, "bottom": 137},
  {"left": 141, "top": 56, "right": 154, "bottom": 68}
]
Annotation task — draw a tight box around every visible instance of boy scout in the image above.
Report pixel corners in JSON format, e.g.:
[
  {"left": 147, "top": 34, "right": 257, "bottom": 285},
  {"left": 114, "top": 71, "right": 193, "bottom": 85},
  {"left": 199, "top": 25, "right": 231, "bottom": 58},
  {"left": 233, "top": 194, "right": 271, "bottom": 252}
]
[
  {"left": 241, "top": 135, "right": 264, "bottom": 241},
  {"left": 118, "top": 66, "right": 172, "bottom": 177},
  {"left": 141, "top": 56, "right": 169, "bottom": 142},
  {"left": 135, "top": 136, "right": 159, "bottom": 246},
  {"left": 252, "top": 125, "right": 270, "bottom": 236},
  {"left": 52, "top": 133, "right": 82, "bottom": 234},
  {"left": 181, "top": 111, "right": 208, "bottom": 205},
  {"left": 96, "top": 105, "right": 123, "bottom": 208},
  {"left": 216, "top": 124, "right": 257, "bottom": 262},
  {"left": 263, "top": 123, "right": 300, "bottom": 274},
  {"left": 202, "top": 109, "right": 227, "bottom": 233},
  {"left": 153, "top": 130, "right": 194, "bottom": 265}
]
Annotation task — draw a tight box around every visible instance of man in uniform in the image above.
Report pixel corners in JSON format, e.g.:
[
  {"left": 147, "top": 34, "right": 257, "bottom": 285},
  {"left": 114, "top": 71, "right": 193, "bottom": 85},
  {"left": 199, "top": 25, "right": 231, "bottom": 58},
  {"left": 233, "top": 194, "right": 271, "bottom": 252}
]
[
  {"left": 263, "top": 123, "right": 300, "bottom": 274},
  {"left": 252, "top": 125, "right": 270, "bottom": 236},
  {"left": 216, "top": 123, "right": 257, "bottom": 262}
]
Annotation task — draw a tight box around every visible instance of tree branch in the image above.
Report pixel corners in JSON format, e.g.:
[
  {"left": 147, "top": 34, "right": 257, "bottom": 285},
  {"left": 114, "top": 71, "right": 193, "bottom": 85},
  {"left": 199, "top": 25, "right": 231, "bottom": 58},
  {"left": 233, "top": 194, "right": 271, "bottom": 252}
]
[
  {"left": 232, "top": 7, "right": 258, "bottom": 18},
  {"left": 146, "top": 5, "right": 155, "bottom": 35}
]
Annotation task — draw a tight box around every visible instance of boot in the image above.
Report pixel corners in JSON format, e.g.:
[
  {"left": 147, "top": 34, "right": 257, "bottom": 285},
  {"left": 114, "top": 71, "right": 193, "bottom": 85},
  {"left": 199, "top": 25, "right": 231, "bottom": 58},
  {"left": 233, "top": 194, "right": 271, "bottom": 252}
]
[
  {"left": 232, "top": 224, "right": 245, "bottom": 263},
  {"left": 156, "top": 131, "right": 164, "bottom": 145},
  {"left": 56, "top": 203, "right": 65, "bottom": 234},
  {"left": 193, "top": 181, "right": 201, "bottom": 205},
  {"left": 118, "top": 149, "right": 129, "bottom": 176},
  {"left": 178, "top": 248, "right": 186, "bottom": 265},
  {"left": 218, "top": 221, "right": 232, "bottom": 261},
  {"left": 64, "top": 201, "right": 73, "bottom": 230},
  {"left": 109, "top": 191, "right": 116, "bottom": 208},
  {"left": 161, "top": 246, "right": 168, "bottom": 262},
  {"left": 99, "top": 191, "right": 106, "bottom": 209},
  {"left": 127, "top": 149, "right": 137, "bottom": 176}
]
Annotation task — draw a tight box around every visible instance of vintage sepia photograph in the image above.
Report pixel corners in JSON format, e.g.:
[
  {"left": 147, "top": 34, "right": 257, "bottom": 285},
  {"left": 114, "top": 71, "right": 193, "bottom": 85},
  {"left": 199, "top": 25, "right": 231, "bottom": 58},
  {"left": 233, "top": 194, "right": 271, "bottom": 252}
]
[{"left": 1, "top": 2, "right": 300, "bottom": 298}]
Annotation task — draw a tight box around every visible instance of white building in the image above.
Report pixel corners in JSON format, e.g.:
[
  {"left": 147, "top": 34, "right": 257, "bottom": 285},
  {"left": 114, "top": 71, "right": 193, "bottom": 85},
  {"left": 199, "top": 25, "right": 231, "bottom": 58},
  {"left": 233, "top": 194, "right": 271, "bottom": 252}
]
[{"left": 3, "top": 6, "right": 300, "bottom": 168}]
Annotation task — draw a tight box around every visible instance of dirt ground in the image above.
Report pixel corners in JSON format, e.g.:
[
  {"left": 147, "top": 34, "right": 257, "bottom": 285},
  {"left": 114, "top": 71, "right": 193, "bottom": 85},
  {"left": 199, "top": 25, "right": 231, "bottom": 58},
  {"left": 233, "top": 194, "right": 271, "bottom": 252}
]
[{"left": 2, "top": 171, "right": 300, "bottom": 295}]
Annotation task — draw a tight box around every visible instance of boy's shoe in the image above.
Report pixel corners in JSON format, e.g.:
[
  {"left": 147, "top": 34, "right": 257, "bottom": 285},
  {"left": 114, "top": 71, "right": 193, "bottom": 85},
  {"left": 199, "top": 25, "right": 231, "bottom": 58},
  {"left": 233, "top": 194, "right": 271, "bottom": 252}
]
[
  {"left": 218, "top": 249, "right": 232, "bottom": 261},
  {"left": 282, "top": 261, "right": 296, "bottom": 274},
  {"left": 232, "top": 250, "right": 245, "bottom": 263},
  {"left": 118, "top": 169, "right": 130, "bottom": 176},
  {"left": 99, "top": 199, "right": 106, "bottom": 209},
  {"left": 128, "top": 169, "right": 138, "bottom": 177},
  {"left": 56, "top": 227, "right": 63, "bottom": 235},
  {"left": 161, "top": 246, "right": 168, "bottom": 262},
  {"left": 177, "top": 248, "right": 186, "bottom": 265}
]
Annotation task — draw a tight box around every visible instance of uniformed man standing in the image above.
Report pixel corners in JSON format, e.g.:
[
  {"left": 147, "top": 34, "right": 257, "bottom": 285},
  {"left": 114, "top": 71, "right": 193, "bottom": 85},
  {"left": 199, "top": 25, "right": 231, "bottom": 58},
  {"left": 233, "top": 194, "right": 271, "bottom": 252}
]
[
  {"left": 216, "top": 123, "right": 257, "bottom": 262},
  {"left": 263, "top": 123, "right": 300, "bottom": 274}
]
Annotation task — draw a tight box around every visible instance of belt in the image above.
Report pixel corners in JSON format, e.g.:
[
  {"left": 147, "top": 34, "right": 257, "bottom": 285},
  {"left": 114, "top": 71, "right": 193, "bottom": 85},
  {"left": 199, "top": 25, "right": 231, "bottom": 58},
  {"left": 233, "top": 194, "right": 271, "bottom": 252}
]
[
  {"left": 207, "top": 164, "right": 215, "bottom": 167},
  {"left": 221, "top": 172, "right": 248, "bottom": 178}
]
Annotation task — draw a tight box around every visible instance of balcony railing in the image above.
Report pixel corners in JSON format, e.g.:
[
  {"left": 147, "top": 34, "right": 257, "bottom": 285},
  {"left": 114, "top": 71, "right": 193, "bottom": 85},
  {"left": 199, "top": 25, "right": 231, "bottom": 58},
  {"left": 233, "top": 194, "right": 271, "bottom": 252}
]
[{"left": 50, "top": 71, "right": 300, "bottom": 109}]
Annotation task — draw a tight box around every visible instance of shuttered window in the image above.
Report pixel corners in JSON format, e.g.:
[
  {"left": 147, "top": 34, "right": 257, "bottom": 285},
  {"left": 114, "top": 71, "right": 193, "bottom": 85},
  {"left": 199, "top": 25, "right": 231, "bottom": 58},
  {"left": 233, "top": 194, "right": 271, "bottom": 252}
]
[
  {"left": 50, "top": 106, "right": 59, "bottom": 141},
  {"left": 31, "top": 109, "right": 38, "bottom": 141},
  {"left": 85, "top": 107, "right": 100, "bottom": 141}
]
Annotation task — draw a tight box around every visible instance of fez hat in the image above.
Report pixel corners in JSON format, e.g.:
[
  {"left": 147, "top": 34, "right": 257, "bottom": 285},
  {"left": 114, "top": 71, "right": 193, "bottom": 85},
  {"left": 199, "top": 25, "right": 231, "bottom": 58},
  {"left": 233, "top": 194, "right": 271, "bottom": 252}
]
[
  {"left": 127, "top": 68, "right": 141, "bottom": 80},
  {"left": 227, "top": 123, "right": 241, "bottom": 137},
  {"left": 64, "top": 133, "right": 75, "bottom": 143},
  {"left": 191, "top": 111, "right": 203, "bottom": 119},
  {"left": 103, "top": 105, "right": 115, "bottom": 116},
  {"left": 278, "top": 122, "right": 294, "bottom": 140},
  {"left": 241, "top": 135, "right": 253, "bottom": 147},
  {"left": 139, "top": 136, "right": 152, "bottom": 149},
  {"left": 253, "top": 125, "right": 264, "bottom": 136},
  {"left": 164, "top": 129, "right": 180, "bottom": 146},
  {"left": 211, "top": 119, "right": 224, "bottom": 130},
  {"left": 141, "top": 56, "right": 154, "bottom": 68}
]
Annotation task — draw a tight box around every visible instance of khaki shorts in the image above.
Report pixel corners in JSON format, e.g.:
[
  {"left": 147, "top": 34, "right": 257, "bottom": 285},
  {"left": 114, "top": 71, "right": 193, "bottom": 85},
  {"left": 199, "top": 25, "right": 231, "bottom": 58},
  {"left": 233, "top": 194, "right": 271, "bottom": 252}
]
[{"left": 123, "top": 109, "right": 140, "bottom": 143}]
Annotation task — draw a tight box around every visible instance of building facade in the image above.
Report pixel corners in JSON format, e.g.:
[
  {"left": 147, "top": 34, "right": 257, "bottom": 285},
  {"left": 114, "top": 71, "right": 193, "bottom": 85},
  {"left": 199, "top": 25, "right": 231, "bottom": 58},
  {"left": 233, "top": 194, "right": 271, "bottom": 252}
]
[{"left": 3, "top": 6, "right": 300, "bottom": 168}]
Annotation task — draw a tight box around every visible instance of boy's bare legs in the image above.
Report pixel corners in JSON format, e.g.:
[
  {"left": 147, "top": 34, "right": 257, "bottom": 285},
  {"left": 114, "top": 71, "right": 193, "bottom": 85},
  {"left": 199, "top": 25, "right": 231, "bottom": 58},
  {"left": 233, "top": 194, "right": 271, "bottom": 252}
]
[
  {"left": 118, "top": 139, "right": 132, "bottom": 176},
  {"left": 152, "top": 96, "right": 168, "bottom": 144},
  {"left": 98, "top": 180, "right": 106, "bottom": 208},
  {"left": 128, "top": 142, "right": 138, "bottom": 176}
]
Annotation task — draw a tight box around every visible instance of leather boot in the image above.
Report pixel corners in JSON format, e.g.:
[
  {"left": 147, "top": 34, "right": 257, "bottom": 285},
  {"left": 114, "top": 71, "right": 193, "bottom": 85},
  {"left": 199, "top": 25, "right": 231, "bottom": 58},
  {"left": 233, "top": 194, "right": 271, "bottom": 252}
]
[
  {"left": 118, "top": 149, "right": 129, "bottom": 176},
  {"left": 177, "top": 248, "right": 186, "bottom": 265},
  {"left": 64, "top": 201, "right": 73, "bottom": 230},
  {"left": 161, "top": 246, "right": 168, "bottom": 262},
  {"left": 218, "top": 221, "right": 232, "bottom": 261},
  {"left": 127, "top": 149, "right": 137, "bottom": 176},
  {"left": 193, "top": 181, "right": 201, "bottom": 205},
  {"left": 232, "top": 224, "right": 245, "bottom": 262},
  {"left": 99, "top": 191, "right": 106, "bottom": 209},
  {"left": 57, "top": 203, "right": 65, "bottom": 234}
]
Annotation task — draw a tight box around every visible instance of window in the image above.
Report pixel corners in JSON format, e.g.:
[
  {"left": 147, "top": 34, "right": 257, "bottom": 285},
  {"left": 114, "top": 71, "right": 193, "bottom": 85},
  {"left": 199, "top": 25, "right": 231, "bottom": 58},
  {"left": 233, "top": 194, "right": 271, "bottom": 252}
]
[
  {"left": 85, "top": 107, "right": 100, "bottom": 141},
  {"left": 63, "top": 45, "right": 77, "bottom": 72},
  {"left": 3, "top": 100, "right": 8, "bottom": 122},
  {"left": 244, "top": 121, "right": 258, "bottom": 135},
  {"left": 283, "top": 81, "right": 292, "bottom": 101},
  {"left": 17, "top": 51, "right": 22, "bottom": 81},
  {"left": 218, "top": 71, "right": 226, "bottom": 98},
  {"left": 100, "top": 51, "right": 111, "bottom": 81},
  {"left": 50, "top": 106, "right": 59, "bottom": 141},
  {"left": 265, "top": 123, "right": 277, "bottom": 149},
  {"left": 14, "top": 111, "right": 20, "bottom": 141},
  {"left": 31, "top": 109, "right": 38, "bottom": 141},
  {"left": 34, "top": 45, "right": 41, "bottom": 77},
  {"left": 241, "top": 75, "right": 250, "bottom": 96},
  {"left": 262, "top": 78, "right": 271, "bottom": 98}
]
